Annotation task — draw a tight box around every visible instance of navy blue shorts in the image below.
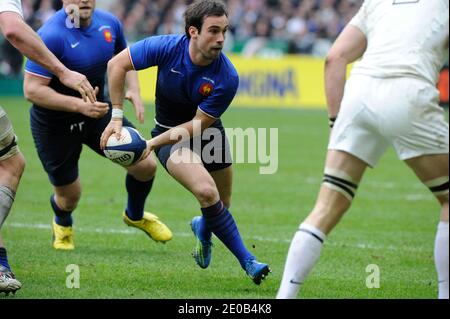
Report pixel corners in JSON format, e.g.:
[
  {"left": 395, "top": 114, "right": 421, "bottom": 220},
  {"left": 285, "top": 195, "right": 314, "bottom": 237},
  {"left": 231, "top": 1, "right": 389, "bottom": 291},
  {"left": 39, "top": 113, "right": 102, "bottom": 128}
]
[
  {"left": 30, "top": 105, "right": 135, "bottom": 187},
  {"left": 151, "top": 121, "right": 232, "bottom": 173}
]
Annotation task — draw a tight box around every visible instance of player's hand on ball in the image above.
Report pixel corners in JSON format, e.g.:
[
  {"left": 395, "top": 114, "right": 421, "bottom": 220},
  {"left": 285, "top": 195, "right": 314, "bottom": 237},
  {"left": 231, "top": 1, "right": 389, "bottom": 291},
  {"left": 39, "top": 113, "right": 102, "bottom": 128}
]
[
  {"left": 141, "top": 139, "right": 156, "bottom": 160},
  {"left": 100, "top": 119, "right": 123, "bottom": 150}
]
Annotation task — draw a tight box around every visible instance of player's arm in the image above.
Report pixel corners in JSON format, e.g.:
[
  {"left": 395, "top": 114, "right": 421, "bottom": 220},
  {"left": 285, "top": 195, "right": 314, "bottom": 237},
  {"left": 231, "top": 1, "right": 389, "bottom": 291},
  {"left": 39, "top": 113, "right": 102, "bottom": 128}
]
[
  {"left": 23, "top": 73, "right": 109, "bottom": 118},
  {"left": 99, "top": 49, "right": 133, "bottom": 148},
  {"left": 147, "top": 110, "right": 217, "bottom": 152},
  {"left": 324, "top": 24, "right": 367, "bottom": 127},
  {"left": 0, "top": 11, "right": 96, "bottom": 103}
]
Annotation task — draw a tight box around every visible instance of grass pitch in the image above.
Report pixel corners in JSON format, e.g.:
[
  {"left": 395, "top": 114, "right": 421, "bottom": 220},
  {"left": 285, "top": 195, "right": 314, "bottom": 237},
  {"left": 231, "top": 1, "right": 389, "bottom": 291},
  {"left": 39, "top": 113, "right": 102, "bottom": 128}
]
[{"left": 0, "top": 97, "right": 445, "bottom": 299}]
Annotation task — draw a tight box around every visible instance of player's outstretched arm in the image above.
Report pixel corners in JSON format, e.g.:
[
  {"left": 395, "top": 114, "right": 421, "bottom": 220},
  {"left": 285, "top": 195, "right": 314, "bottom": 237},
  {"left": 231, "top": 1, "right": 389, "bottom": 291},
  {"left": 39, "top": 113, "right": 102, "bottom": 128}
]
[
  {"left": 145, "top": 109, "right": 217, "bottom": 156},
  {"left": 324, "top": 25, "right": 367, "bottom": 122},
  {"left": 0, "top": 11, "right": 96, "bottom": 103},
  {"left": 100, "top": 48, "right": 135, "bottom": 149},
  {"left": 24, "top": 73, "right": 109, "bottom": 118}
]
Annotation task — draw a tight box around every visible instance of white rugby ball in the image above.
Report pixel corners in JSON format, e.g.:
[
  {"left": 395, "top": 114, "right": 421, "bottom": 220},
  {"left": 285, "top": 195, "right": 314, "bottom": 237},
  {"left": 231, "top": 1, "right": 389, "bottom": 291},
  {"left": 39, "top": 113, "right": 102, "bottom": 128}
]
[{"left": 104, "top": 126, "right": 147, "bottom": 167}]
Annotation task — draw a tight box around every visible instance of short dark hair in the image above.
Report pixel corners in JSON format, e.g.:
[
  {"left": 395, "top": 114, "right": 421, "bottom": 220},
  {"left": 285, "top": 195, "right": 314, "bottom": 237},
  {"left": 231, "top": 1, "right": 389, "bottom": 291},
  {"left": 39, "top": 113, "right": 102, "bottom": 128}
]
[{"left": 184, "top": 0, "right": 228, "bottom": 38}]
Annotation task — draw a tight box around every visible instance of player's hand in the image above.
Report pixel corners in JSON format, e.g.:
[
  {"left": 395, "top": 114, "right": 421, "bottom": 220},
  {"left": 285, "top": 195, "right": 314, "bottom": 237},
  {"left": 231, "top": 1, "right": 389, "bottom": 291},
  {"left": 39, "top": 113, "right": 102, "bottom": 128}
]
[
  {"left": 77, "top": 87, "right": 109, "bottom": 119},
  {"left": 141, "top": 139, "right": 156, "bottom": 160},
  {"left": 100, "top": 119, "right": 123, "bottom": 150},
  {"left": 125, "top": 90, "right": 145, "bottom": 124},
  {"left": 59, "top": 69, "right": 97, "bottom": 103}
]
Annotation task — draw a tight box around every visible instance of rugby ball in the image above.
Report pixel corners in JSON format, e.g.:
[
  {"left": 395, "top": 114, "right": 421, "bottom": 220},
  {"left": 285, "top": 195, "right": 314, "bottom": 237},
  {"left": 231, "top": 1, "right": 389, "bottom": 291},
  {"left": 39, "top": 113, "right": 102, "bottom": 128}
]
[{"left": 104, "top": 126, "right": 147, "bottom": 167}]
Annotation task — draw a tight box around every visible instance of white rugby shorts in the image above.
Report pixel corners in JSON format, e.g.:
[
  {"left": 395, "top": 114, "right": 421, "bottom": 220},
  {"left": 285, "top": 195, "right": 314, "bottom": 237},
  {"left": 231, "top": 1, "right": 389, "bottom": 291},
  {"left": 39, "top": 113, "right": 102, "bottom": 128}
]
[{"left": 329, "top": 75, "right": 449, "bottom": 167}]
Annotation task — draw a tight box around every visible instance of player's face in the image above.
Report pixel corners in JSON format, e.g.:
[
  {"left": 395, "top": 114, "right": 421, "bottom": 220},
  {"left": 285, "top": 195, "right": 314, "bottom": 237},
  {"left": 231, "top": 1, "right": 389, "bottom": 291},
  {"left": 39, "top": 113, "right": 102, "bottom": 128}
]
[
  {"left": 195, "top": 15, "right": 229, "bottom": 61},
  {"left": 63, "top": 0, "right": 96, "bottom": 23}
]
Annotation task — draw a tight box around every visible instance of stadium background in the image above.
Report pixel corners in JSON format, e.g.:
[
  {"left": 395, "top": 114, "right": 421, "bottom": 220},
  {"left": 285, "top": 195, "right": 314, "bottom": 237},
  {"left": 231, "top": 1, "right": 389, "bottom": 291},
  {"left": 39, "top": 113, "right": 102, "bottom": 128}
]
[{"left": 0, "top": 0, "right": 449, "bottom": 299}]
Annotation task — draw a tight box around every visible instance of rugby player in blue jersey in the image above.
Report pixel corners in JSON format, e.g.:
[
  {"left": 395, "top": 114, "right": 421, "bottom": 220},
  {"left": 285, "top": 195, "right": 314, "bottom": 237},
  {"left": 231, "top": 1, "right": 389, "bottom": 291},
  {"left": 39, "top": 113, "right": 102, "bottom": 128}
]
[
  {"left": 101, "top": 0, "right": 270, "bottom": 285},
  {"left": 23, "top": 0, "right": 172, "bottom": 251}
]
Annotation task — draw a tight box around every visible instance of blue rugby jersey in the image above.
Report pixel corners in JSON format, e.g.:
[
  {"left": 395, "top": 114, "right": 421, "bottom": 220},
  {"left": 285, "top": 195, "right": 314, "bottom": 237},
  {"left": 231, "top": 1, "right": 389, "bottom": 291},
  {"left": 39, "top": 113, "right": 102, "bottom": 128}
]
[
  {"left": 129, "top": 35, "right": 239, "bottom": 128},
  {"left": 25, "top": 9, "right": 126, "bottom": 119}
]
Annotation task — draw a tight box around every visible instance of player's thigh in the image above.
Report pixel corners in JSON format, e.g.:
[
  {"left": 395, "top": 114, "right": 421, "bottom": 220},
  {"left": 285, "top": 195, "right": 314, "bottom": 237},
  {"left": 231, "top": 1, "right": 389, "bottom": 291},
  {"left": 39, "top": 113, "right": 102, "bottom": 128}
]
[
  {"left": 405, "top": 153, "right": 449, "bottom": 205},
  {"left": 126, "top": 154, "right": 157, "bottom": 181},
  {"left": 329, "top": 76, "right": 390, "bottom": 168},
  {"left": 210, "top": 166, "right": 233, "bottom": 207},
  {"left": 30, "top": 117, "right": 82, "bottom": 187},
  {"left": 167, "top": 147, "right": 218, "bottom": 196}
]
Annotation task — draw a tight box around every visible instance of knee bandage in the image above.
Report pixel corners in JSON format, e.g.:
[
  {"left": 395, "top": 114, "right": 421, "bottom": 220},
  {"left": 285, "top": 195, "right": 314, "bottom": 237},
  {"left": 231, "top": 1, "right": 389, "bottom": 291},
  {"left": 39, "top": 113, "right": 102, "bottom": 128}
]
[
  {"left": 425, "top": 177, "right": 449, "bottom": 197},
  {"left": 0, "top": 185, "right": 15, "bottom": 228},
  {"left": 322, "top": 168, "right": 359, "bottom": 201},
  {"left": 0, "top": 112, "right": 19, "bottom": 161}
]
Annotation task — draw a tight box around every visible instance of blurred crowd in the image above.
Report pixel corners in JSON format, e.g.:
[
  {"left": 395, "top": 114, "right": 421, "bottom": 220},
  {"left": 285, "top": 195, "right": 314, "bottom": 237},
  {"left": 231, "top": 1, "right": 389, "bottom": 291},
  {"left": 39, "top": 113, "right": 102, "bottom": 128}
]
[
  {"left": 0, "top": 0, "right": 362, "bottom": 77},
  {"left": 113, "top": 0, "right": 362, "bottom": 56}
]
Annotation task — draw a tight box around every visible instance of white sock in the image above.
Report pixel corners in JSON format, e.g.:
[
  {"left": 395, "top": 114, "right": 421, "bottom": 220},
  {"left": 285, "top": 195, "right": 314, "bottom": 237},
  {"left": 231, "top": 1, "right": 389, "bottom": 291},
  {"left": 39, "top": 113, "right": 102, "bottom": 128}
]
[
  {"left": 435, "top": 221, "right": 449, "bottom": 299},
  {"left": 277, "top": 223, "right": 326, "bottom": 299}
]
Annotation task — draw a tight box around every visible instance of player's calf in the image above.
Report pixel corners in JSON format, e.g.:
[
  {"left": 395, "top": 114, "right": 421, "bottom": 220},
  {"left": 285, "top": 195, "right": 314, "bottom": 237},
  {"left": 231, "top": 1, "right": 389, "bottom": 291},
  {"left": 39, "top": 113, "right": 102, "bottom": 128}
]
[{"left": 0, "top": 185, "right": 15, "bottom": 228}]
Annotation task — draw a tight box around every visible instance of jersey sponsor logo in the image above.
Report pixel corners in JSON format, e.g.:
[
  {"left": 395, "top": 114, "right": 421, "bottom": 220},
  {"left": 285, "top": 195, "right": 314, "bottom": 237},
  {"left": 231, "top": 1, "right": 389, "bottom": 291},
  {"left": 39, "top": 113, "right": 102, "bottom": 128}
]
[
  {"left": 70, "top": 42, "right": 80, "bottom": 49},
  {"left": 199, "top": 83, "right": 214, "bottom": 97},
  {"left": 103, "top": 29, "right": 113, "bottom": 43}
]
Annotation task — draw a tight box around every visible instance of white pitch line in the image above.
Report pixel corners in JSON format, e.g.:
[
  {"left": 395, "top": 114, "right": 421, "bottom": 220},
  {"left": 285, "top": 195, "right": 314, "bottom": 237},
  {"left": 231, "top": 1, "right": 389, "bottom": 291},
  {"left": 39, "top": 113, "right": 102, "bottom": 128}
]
[{"left": 7, "top": 222, "right": 430, "bottom": 253}]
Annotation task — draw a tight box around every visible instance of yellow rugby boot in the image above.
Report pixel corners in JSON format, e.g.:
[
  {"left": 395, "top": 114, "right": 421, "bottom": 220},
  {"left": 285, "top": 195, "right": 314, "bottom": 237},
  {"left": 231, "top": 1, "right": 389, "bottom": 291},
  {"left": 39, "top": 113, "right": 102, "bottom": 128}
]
[
  {"left": 123, "top": 212, "right": 173, "bottom": 243},
  {"left": 52, "top": 219, "right": 75, "bottom": 250}
]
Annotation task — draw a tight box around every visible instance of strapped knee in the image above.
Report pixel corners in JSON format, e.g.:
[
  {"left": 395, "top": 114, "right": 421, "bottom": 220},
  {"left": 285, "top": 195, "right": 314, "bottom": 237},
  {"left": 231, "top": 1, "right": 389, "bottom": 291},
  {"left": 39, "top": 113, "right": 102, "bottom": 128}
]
[
  {"left": 425, "top": 177, "right": 449, "bottom": 197},
  {"left": 0, "top": 185, "right": 15, "bottom": 228},
  {"left": 0, "top": 112, "right": 19, "bottom": 161},
  {"left": 322, "top": 167, "right": 359, "bottom": 201}
]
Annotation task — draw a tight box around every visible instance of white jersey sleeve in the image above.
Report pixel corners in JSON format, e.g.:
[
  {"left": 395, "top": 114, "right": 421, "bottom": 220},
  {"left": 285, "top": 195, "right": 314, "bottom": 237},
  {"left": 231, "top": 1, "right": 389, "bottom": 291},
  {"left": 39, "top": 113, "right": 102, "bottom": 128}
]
[
  {"left": 0, "top": 0, "right": 23, "bottom": 18},
  {"left": 349, "top": 0, "right": 449, "bottom": 85},
  {"left": 348, "top": 0, "right": 368, "bottom": 35}
]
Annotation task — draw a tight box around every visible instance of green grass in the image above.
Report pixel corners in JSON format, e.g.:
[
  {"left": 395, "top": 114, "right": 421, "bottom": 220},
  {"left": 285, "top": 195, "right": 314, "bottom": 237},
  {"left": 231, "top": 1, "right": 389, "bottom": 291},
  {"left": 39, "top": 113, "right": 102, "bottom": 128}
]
[{"left": 0, "top": 97, "right": 445, "bottom": 299}]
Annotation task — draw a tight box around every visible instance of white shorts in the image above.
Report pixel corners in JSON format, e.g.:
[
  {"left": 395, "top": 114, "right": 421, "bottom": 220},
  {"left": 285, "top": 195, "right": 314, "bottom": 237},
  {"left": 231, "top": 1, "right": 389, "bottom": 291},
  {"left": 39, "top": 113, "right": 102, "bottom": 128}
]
[
  {"left": 0, "top": 106, "right": 19, "bottom": 161},
  {"left": 329, "top": 75, "right": 449, "bottom": 167}
]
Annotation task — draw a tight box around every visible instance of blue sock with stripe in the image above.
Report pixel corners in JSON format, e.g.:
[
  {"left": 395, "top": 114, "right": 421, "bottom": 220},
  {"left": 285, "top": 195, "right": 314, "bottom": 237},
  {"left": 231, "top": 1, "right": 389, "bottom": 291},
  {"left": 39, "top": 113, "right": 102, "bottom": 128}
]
[
  {"left": 201, "top": 201, "right": 254, "bottom": 269},
  {"left": 0, "top": 247, "right": 10, "bottom": 271},
  {"left": 125, "top": 174, "right": 154, "bottom": 221},
  {"left": 51, "top": 195, "right": 73, "bottom": 227}
]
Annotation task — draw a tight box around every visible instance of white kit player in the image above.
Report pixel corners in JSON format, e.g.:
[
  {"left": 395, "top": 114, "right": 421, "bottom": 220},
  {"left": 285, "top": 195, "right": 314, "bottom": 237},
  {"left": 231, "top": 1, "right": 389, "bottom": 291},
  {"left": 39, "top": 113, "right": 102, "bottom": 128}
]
[
  {"left": 0, "top": 0, "right": 95, "bottom": 295},
  {"left": 277, "top": 0, "right": 449, "bottom": 299}
]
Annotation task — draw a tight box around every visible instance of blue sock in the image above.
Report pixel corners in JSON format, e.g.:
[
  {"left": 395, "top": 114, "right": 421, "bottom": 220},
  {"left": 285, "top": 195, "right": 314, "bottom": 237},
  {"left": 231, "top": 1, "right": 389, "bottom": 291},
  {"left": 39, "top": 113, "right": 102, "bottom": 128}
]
[
  {"left": 0, "top": 247, "right": 11, "bottom": 271},
  {"left": 125, "top": 174, "right": 154, "bottom": 221},
  {"left": 50, "top": 195, "right": 73, "bottom": 227},
  {"left": 201, "top": 201, "right": 254, "bottom": 269},
  {"left": 197, "top": 216, "right": 212, "bottom": 241}
]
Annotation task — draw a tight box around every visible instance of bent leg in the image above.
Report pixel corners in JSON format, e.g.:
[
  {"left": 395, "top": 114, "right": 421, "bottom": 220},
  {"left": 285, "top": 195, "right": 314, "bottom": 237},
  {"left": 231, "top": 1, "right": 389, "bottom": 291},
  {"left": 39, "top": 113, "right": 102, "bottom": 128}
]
[
  {"left": 405, "top": 154, "right": 449, "bottom": 299},
  {"left": 278, "top": 150, "right": 369, "bottom": 299},
  {"left": 0, "top": 152, "right": 26, "bottom": 229},
  {"left": 167, "top": 149, "right": 256, "bottom": 270},
  {"left": 50, "top": 179, "right": 81, "bottom": 250}
]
